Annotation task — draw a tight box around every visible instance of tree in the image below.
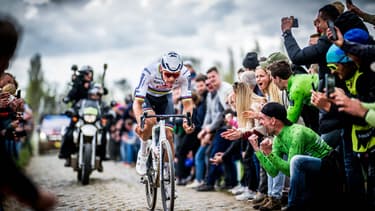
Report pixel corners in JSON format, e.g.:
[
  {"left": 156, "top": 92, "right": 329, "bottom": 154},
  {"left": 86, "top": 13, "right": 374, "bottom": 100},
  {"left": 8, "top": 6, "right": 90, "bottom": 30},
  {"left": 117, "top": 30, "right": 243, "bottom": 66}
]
[
  {"left": 25, "top": 53, "right": 45, "bottom": 121},
  {"left": 223, "top": 47, "right": 235, "bottom": 84},
  {"left": 24, "top": 53, "right": 61, "bottom": 119}
]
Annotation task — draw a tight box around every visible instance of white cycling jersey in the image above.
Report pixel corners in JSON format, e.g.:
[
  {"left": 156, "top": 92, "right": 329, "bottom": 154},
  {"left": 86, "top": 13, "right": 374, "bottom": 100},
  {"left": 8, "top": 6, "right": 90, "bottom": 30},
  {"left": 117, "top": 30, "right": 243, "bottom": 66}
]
[{"left": 134, "top": 61, "right": 192, "bottom": 101}]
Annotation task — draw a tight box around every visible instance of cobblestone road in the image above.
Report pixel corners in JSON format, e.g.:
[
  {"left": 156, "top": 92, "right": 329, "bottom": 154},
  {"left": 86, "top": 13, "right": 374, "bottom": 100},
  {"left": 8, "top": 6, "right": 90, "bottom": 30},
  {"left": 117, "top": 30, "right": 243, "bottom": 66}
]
[{"left": 4, "top": 153, "right": 258, "bottom": 211}]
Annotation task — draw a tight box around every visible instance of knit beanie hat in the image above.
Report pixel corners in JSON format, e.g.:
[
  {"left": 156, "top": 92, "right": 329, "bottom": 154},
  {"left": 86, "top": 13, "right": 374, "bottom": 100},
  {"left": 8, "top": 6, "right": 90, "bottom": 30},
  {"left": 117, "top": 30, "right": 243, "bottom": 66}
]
[{"left": 242, "top": 52, "right": 259, "bottom": 69}]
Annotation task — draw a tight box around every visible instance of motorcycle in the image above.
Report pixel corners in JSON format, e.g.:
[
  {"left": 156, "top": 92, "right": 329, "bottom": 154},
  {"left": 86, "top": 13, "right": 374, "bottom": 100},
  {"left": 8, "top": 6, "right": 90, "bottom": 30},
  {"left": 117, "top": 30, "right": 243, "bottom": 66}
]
[{"left": 69, "top": 98, "right": 105, "bottom": 185}]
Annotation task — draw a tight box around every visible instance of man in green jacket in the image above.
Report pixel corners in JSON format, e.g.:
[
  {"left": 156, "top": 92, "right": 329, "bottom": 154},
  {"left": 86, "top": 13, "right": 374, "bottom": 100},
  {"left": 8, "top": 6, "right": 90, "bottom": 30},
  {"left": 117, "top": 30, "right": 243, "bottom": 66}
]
[
  {"left": 267, "top": 61, "right": 319, "bottom": 134},
  {"left": 248, "top": 102, "right": 341, "bottom": 211}
]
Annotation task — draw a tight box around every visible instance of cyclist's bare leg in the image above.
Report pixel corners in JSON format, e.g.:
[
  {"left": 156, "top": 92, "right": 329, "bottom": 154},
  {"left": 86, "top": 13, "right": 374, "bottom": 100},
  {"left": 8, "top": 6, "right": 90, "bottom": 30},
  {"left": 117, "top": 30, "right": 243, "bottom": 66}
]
[
  {"left": 135, "top": 110, "right": 157, "bottom": 175},
  {"left": 135, "top": 110, "right": 156, "bottom": 155},
  {"left": 165, "top": 128, "right": 174, "bottom": 161}
]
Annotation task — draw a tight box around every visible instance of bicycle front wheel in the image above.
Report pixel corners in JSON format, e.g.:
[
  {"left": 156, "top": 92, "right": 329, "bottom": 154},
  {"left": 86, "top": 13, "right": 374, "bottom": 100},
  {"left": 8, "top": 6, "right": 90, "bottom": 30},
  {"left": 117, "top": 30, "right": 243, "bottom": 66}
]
[
  {"left": 145, "top": 149, "right": 157, "bottom": 210},
  {"left": 160, "top": 140, "right": 175, "bottom": 211}
]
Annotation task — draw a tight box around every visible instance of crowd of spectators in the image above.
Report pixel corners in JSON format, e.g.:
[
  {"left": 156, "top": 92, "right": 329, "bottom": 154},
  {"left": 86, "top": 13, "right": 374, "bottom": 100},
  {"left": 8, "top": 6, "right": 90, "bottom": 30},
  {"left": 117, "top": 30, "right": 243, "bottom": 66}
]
[
  {"left": 165, "top": 1, "right": 375, "bottom": 211},
  {"left": 1, "top": 1, "right": 375, "bottom": 211}
]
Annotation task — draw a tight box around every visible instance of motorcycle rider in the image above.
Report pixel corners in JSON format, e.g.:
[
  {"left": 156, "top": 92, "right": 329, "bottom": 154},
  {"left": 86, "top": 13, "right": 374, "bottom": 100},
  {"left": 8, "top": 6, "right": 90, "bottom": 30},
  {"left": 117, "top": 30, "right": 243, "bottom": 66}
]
[
  {"left": 74, "top": 83, "right": 110, "bottom": 172},
  {"left": 58, "top": 65, "right": 94, "bottom": 166}
]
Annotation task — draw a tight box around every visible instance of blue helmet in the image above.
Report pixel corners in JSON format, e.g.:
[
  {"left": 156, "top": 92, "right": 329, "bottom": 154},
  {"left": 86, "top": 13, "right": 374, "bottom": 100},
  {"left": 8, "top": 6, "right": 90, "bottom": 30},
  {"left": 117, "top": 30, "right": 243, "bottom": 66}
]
[{"left": 161, "top": 51, "right": 183, "bottom": 73}]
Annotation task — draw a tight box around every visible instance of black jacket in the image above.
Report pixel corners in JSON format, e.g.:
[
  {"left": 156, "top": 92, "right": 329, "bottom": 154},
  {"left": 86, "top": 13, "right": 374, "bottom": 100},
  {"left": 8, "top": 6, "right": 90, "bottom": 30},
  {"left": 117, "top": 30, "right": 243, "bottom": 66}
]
[{"left": 283, "top": 30, "right": 332, "bottom": 83}]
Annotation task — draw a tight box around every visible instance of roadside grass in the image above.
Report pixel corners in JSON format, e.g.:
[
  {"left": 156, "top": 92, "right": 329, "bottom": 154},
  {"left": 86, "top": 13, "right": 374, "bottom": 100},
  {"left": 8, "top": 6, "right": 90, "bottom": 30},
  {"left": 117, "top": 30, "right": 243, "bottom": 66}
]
[{"left": 16, "top": 145, "right": 32, "bottom": 168}]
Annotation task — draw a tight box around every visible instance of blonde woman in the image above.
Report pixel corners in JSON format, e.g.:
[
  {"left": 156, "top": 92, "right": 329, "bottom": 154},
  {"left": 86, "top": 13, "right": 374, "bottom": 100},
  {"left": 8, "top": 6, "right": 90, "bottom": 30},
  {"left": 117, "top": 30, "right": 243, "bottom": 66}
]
[
  {"left": 254, "top": 66, "right": 285, "bottom": 105},
  {"left": 221, "top": 80, "right": 266, "bottom": 140},
  {"left": 215, "top": 79, "right": 266, "bottom": 201}
]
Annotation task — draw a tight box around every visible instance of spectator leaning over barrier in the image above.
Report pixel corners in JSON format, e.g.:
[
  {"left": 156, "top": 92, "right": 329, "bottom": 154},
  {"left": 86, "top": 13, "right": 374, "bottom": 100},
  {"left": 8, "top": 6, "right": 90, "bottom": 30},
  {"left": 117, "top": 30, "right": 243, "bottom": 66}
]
[
  {"left": 267, "top": 60, "right": 319, "bottom": 134},
  {"left": 249, "top": 59, "right": 290, "bottom": 210},
  {"left": 325, "top": 28, "right": 375, "bottom": 210},
  {"left": 218, "top": 80, "right": 266, "bottom": 201},
  {"left": 327, "top": 26, "right": 375, "bottom": 127},
  {"left": 248, "top": 102, "right": 343, "bottom": 211}
]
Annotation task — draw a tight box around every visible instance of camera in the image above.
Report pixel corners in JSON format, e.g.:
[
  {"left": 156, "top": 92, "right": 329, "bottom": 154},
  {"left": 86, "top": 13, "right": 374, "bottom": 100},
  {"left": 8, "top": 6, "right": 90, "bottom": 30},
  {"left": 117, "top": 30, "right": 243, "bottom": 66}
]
[
  {"left": 325, "top": 73, "right": 335, "bottom": 98},
  {"left": 292, "top": 18, "right": 299, "bottom": 28},
  {"left": 327, "top": 20, "right": 337, "bottom": 41}
]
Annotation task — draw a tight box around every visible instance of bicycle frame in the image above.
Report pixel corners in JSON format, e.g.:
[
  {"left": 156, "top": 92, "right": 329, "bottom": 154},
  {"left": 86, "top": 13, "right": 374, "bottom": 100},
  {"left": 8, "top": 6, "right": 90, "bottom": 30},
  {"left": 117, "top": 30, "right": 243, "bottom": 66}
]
[{"left": 140, "top": 112, "right": 191, "bottom": 211}]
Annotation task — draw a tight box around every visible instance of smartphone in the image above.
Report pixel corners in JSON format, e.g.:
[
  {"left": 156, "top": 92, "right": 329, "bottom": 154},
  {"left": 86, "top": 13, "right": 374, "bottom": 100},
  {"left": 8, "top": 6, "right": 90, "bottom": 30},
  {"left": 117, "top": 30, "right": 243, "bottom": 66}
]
[
  {"left": 292, "top": 18, "right": 299, "bottom": 28},
  {"left": 346, "top": 0, "right": 353, "bottom": 5},
  {"left": 327, "top": 20, "right": 337, "bottom": 41},
  {"left": 325, "top": 74, "right": 335, "bottom": 98}
]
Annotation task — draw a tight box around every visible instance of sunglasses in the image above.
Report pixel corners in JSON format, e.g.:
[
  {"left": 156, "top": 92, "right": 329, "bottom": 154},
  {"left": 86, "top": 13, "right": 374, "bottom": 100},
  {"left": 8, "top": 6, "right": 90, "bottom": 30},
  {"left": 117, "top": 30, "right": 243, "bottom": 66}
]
[
  {"left": 327, "top": 63, "right": 338, "bottom": 71},
  {"left": 163, "top": 72, "right": 180, "bottom": 78}
]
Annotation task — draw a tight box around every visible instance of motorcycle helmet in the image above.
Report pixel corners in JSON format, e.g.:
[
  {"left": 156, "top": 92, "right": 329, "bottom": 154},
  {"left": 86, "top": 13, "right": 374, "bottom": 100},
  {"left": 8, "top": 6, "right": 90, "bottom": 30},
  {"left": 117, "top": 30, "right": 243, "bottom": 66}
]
[{"left": 79, "top": 65, "right": 94, "bottom": 78}]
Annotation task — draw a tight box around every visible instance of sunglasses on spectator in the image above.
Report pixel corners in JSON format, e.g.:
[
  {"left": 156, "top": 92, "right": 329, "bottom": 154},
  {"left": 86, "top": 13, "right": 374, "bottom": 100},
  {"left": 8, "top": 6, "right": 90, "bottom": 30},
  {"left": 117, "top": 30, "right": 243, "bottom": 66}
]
[{"left": 327, "top": 63, "right": 338, "bottom": 71}]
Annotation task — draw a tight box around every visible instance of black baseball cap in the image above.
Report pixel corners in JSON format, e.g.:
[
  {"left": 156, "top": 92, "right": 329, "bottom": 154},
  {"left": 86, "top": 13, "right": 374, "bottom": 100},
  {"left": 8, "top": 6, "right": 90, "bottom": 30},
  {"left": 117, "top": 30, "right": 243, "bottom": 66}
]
[{"left": 261, "top": 102, "right": 292, "bottom": 126}]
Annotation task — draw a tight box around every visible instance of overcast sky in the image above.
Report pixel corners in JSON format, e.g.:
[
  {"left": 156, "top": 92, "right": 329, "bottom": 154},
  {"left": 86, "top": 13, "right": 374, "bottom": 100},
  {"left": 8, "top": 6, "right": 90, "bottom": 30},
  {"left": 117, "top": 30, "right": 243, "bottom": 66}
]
[{"left": 1, "top": 0, "right": 374, "bottom": 101}]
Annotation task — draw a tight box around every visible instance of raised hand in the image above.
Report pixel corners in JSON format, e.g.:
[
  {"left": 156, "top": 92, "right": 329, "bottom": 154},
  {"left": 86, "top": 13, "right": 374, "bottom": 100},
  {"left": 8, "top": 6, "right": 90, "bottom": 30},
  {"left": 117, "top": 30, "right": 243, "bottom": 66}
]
[{"left": 220, "top": 128, "right": 241, "bottom": 140}]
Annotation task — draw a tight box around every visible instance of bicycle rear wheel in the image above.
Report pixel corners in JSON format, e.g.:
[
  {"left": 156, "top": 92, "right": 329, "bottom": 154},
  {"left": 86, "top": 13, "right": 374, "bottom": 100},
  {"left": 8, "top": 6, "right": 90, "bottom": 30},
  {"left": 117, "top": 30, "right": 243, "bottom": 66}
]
[
  {"left": 145, "top": 149, "right": 157, "bottom": 210},
  {"left": 160, "top": 140, "right": 175, "bottom": 211}
]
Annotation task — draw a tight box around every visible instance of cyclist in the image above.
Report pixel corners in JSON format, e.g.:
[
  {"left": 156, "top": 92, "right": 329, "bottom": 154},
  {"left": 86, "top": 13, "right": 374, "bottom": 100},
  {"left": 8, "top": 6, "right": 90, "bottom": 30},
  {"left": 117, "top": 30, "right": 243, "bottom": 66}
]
[{"left": 133, "top": 51, "right": 194, "bottom": 176}]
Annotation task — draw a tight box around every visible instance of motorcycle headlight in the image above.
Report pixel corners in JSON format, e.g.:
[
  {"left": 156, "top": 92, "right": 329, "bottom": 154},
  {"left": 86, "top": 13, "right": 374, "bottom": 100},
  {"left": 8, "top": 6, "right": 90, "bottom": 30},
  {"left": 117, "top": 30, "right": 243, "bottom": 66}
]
[
  {"left": 40, "top": 132, "right": 47, "bottom": 141},
  {"left": 83, "top": 114, "right": 97, "bottom": 123}
]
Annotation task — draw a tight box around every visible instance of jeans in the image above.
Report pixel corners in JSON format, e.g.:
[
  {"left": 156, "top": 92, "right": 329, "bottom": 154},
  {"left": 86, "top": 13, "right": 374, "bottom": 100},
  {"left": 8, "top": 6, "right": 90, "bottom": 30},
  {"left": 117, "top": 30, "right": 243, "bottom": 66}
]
[
  {"left": 242, "top": 149, "right": 258, "bottom": 191},
  {"left": 5, "top": 139, "right": 19, "bottom": 160},
  {"left": 321, "top": 129, "right": 342, "bottom": 149},
  {"left": 342, "top": 129, "right": 366, "bottom": 199},
  {"left": 342, "top": 129, "right": 375, "bottom": 210},
  {"left": 195, "top": 145, "right": 208, "bottom": 182},
  {"left": 267, "top": 171, "right": 285, "bottom": 199},
  {"left": 289, "top": 155, "right": 322, "bottom": 208},
  {"left": 176, "top": 131, "right": 200, "bottom": 179},
  {"left": 120, "top": 142, "right": 137, "bottom": 164},
  {"left": 206, "top": 129, "right": 235, "bottom": 186}
]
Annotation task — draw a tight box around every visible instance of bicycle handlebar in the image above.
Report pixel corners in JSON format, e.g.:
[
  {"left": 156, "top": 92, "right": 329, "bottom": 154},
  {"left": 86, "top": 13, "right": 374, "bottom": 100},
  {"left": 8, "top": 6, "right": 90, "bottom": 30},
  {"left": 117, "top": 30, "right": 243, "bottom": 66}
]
[{"left": 140, "top": 112, "right": 192, "bottom": 130}]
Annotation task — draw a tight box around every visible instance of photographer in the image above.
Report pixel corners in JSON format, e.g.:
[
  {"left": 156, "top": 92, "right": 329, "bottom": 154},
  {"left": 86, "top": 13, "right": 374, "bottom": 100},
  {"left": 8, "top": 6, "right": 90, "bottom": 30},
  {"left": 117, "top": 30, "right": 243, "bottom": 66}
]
[
  {"left": 58, "top": 65, "right": 94, "bottom": 165},
  {"left": 63, "top": 65, "right": 94, "bottom": 107}
]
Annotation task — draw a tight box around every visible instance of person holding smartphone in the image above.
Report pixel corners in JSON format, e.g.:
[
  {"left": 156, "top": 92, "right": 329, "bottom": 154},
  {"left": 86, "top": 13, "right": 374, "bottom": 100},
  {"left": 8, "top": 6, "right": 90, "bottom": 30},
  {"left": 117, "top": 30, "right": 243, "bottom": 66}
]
[
  {"left": 346, "top": 0, "right": 375, "bottom": 28},
  {"left": 325, "top": 28, "right": 375, "bottom": 210}
]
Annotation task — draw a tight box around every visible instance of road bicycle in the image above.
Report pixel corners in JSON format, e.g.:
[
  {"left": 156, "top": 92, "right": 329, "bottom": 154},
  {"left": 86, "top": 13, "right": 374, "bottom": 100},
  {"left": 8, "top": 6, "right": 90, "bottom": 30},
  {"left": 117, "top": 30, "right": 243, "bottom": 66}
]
[{"left": 140, "top": 112, "right": 192, "bottom": 211}]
